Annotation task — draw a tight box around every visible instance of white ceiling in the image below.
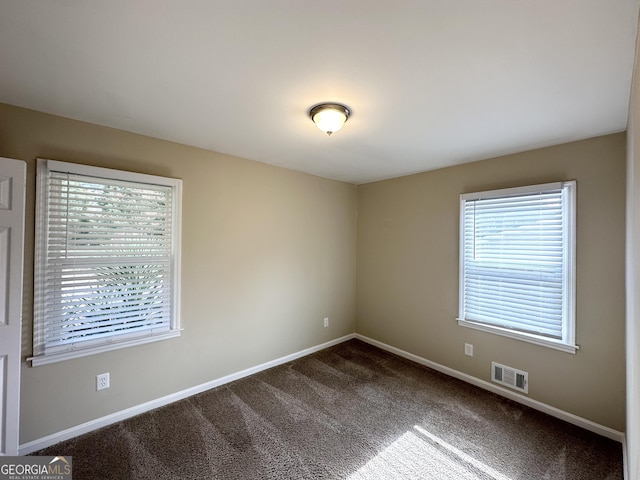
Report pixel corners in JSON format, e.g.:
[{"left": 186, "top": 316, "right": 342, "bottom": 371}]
[{"left": 1, "top": 1, "right": 639, "bottom": 184}]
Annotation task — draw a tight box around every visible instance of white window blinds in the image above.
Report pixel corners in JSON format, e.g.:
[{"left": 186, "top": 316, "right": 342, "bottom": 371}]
[
  {"left": 32, "top": 160, "right": 182, "bottom": 365},
  {"left": 458, "top": 182, "right": 575, "bottom": 349}
]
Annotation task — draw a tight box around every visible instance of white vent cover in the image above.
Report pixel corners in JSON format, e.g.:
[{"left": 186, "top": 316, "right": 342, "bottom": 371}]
[{"left": 491, "top": 362, "right": 528, "bottom": 393}]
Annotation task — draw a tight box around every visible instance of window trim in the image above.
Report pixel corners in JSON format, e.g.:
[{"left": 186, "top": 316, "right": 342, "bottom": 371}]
[
  {"left": 457, "top": 181, "right": 578, "bottom": 354},
  {"left": 29, "top": 159, "right": 182, "bottom": 366}
]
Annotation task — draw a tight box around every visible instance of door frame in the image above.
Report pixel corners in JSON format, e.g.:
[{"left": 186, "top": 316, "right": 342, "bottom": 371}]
[{"left": 0, "top": 157, "right": 26, "bottom": 456}]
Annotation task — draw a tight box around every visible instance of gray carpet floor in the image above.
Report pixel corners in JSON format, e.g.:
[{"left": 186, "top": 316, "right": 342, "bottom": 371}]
[{"left": 35, "top": 339, "right": 623, "bottom": 479}]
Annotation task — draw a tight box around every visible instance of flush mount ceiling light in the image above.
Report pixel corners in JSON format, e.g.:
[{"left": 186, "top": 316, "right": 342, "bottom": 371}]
[{"left": 309, "top": 103, "right": 351, "bottom": 136}]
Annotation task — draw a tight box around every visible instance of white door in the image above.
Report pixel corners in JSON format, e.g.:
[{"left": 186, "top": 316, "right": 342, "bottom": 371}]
[{"left": 0, "top": 158, "right": 26, "bottom": 456}]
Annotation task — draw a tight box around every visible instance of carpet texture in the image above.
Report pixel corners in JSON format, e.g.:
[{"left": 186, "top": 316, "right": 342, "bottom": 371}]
[{"left": 35, "top": 339, "right": 623, "bottom": 479}]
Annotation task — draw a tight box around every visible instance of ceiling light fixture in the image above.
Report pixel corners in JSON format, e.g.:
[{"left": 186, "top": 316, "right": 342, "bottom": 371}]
[{"left": 309, "top": 103, "right": 351, "bottom": 136}]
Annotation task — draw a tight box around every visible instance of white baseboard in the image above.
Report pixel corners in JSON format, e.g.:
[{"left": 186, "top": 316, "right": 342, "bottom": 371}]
[
  {"left": 355, "top": 334, "right": 625, "bottom": 443},
  {"left": 19, "top": 334, "right": 356, "bottom": 455},
  {"left": 20, "top": 332, "right": 624, "bottom": 454}
]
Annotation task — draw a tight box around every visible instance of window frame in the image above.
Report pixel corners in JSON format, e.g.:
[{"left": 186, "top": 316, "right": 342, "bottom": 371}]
[
  {"left": 29, "top": 159, "right": 182, "bottom": 366},
  {"left": 457, "top": 181, "right": 577, "bottom": 354}
]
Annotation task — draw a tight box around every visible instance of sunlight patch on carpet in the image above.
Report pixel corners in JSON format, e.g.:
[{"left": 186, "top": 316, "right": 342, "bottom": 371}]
[{"left": 347, "top": 426, "right": 513, "bottom": 480}]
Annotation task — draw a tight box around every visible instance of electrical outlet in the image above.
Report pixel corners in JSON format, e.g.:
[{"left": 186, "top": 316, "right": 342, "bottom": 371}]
[
  {"left": 96, "top": 372, "right": 110, "bottom": 391},
  {"left": 464, "top": 343, "right": 473, "bottom": 357},
  {"left": 323, "top": 317, "right": 329, "bottom": 328}
]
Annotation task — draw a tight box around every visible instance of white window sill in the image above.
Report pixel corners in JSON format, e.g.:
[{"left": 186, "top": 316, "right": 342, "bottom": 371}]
[
  {"left": 457, "top": 319, "right": 578, "bottom": 354},
  {"left": 27, "top": 330, "right": 182, "bottom": 367}
]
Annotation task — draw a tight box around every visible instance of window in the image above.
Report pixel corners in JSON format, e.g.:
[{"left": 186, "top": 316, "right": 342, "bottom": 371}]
[
  {"left": 458, "top": 181, "right": 577, "bottom": 353},
  {"left": 30, "top": 159, "right": 182, "bottom": 366}
]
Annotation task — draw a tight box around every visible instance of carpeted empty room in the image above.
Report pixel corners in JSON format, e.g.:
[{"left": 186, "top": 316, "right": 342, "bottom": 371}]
[
  {"left": 3, "top": 2, "right": 639, "bottom": 478},
  {"left": 34, "top": 340, "right": 622, "bottom": 479}
]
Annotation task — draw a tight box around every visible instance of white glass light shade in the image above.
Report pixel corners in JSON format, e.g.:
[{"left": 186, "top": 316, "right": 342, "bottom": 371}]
[{"left": 309, "top": 103, "right": 351, "bottom": 136}]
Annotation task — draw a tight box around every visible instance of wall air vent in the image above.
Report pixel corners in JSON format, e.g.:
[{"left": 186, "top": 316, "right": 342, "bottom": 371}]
[{"left": 491, "top": 362, "right": 528, "bottom": 394}]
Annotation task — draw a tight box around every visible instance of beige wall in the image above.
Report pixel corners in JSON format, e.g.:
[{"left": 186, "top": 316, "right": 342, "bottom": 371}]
[
  {"left": 0, "top": 103, "right": 357, "bottom": 444},
  {"left": 626, "top": 13, "right": 640, "bottom": 478},
  {"left": 1, "top": 100, "right": 628, "bottom": 445},
  {"left": 357, "top": 134, "right": 626, "bottom": 431}
]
